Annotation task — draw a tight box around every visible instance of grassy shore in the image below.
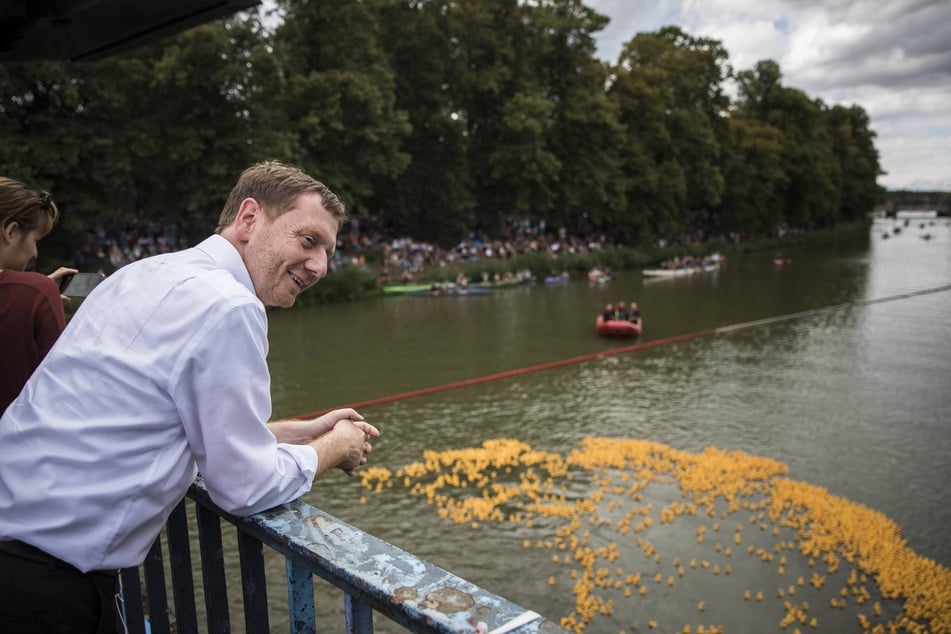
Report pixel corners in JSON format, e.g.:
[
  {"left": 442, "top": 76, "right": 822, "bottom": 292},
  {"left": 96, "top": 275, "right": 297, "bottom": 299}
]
[{"left": 296, "top": 219, "right": 873, "bottom": 307}]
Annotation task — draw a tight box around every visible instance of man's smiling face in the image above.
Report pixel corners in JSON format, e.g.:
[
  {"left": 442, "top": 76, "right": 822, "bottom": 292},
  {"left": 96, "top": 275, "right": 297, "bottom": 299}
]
[{"left": 242, "top": 192, "right": 339, "bottom": 308}]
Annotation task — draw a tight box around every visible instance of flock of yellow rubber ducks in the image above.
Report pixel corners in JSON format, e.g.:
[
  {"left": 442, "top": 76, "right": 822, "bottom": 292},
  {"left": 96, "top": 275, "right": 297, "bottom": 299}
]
[{"left": 360, "top": 438, "right": 950, "bottom": 633}]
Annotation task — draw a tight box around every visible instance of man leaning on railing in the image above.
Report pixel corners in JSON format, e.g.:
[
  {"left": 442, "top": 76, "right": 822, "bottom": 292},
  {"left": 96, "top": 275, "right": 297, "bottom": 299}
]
[{"left": 0, "top": 161, "right": 380, "bottom": 633}]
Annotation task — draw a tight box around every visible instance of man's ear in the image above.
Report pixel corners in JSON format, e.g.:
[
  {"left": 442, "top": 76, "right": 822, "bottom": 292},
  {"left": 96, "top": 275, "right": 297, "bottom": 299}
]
[{"left": 233, "top": 198, "right": 261, "bottom": 243}]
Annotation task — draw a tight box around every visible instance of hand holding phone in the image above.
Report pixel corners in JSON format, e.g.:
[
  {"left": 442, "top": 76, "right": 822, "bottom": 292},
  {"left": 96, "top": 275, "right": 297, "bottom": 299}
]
[{"left": 59, "top": 272, "right": 105, "bottom": 297}]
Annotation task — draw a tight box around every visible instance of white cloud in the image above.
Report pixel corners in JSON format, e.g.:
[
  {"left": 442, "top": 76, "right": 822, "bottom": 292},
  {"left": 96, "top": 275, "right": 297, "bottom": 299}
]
[{"left": 586, "top": 0, "right": 951, "bottom": 190}]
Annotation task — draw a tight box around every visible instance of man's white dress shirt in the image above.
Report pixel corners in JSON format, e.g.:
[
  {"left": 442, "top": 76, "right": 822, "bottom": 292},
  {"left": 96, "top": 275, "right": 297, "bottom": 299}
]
[{"left": 0, "top": 235, "right": 318, "bottom": 572}]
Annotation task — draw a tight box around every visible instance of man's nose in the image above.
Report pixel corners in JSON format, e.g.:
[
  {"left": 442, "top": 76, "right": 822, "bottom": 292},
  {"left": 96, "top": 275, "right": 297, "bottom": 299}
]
[{"left": 306, "top": 250, "right": 328, "bottom": 280}]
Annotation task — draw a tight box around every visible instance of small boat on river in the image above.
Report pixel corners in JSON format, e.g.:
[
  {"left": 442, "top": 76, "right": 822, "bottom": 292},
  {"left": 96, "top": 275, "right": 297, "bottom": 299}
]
[
  {"left": 642, "top": 263, "right": 719, "bottom": 277},
  {"left": 643, "top": 253, "right": 723, "bottom": 278},
  {"left": 587, "top": 267, "right": 613, "bottom": 285},
  {"left": 407, "top": 284, "right": 492, "bottom": 297},
  {"left": 596, "top": 315, "right": 642, "bottom": 338},
  {"left": 470, "top": 270, "right": 536, "bottom": 290},
  {"left": 545, "top": 272, "right": 571, "bottom": 285},
  {"left": 383, "top": 283, "right": 433, "bottom": 295}
]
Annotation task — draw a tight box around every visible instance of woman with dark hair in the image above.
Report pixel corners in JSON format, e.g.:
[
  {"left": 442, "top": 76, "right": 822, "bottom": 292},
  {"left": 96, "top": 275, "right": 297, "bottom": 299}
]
[{"left": 0, "top": 177, "right": 75, "bottom": 412}]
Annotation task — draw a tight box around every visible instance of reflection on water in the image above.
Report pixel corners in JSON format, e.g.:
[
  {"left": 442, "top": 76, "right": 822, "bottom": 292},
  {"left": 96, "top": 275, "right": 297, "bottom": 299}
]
[{"left": 261, "top": 221, "right": 951, "bottom": 632}]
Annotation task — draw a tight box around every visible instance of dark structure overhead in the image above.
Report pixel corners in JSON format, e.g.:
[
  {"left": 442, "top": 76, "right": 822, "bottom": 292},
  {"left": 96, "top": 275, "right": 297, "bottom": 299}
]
[{"left": 0, "top": 0, "right": 261, "bottom": 62}]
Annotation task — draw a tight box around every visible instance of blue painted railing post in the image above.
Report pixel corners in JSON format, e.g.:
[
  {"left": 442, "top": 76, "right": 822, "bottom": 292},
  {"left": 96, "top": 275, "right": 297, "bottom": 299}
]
[
  {"left": 287, "top": 558, "right": 317, "bottom": 633},
  {"left": 143, "top": 537, "right": 171, "bottom": 633},
  {"left": 196, "top": 503, "right": 231, "bottom": 633},
  {"left": 237, "top": 529, "right": 270, "bottom": 633},
  {"left": 167, "top": 501, "right": 199, "bottom": 634},
  {"left": 344, "top": 593, "right": 373, "bottom": 634},
  {"left": 119, "top": 567, "right": 147, "bottom": 634}
]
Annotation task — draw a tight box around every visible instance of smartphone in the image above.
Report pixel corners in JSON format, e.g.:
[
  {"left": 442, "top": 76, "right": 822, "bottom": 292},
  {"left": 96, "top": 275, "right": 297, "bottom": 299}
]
[{"left": 59, "top": 272, "right": 105, "bottom": 297}]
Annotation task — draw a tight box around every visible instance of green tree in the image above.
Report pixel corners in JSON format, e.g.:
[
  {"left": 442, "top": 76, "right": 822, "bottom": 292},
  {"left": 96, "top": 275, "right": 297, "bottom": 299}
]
[
  {"left": 611, "top": 26, "right": 730, "bottom": 242},
  {"left": 717, "top": 116, "right": 788, "bottom": 235},
  {"left": 0, "top": 57, "right": 148, "bottom": 262},
  {"left": 1, "top": 9, "right": 889, "bottom": 268},
  {"left": 523, "top": 0, "right": 625, "bottom": 238},
  {"left": 736, "top": 60, "right": 838, "bottom": 229},
  {"left": 273, "top": 0, "right": 411, "bottom": 216},
  {"left": 372, "top": 0, "right": 473, "bottom": 245},
  {"left": 487, "top": 90, "right": 561, "bottom": 221},
  {"left": 445, "top": 0, "right": 542, "bottom": 234},
  {"left": 132, "top": 19, "right": 267, "bottom": 229},
  {"left": 607, "top": 54, "right": 667, "bottom": 244},
  {"left": 774, "top": 91, "right": 839, "bottom": 228},
  {"left": 735, "top": 60, "right": 782, "bottom": 121},
  {"left": 826, "top": 104, "right": 884, "bottom": 221}
]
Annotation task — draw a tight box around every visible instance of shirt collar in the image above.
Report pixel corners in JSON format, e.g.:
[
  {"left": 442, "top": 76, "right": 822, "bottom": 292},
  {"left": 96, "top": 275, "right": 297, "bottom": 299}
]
[{"left": 195, "top": 234, "right": 256, "bottom": 296}]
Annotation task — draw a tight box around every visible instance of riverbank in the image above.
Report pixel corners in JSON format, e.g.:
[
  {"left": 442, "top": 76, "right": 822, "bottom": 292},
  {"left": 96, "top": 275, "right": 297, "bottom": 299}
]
[{"left": 295, "top": 219, "right": 873, "bottom": 307}]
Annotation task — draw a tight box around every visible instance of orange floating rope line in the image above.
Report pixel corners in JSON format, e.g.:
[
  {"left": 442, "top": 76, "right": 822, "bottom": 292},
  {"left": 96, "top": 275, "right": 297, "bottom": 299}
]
[
  {"left": 293, "top": 284, "right": 951, "bottom": 419},
  {"left": 292, "top": 329, "right": 718, "bottom": 419},
  {"left": 715, "top": 284, "right": 951, "bottom": 334}
]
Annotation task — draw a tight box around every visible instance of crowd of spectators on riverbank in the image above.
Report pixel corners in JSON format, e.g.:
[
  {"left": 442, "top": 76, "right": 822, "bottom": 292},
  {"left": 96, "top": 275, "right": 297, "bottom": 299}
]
[
  {"left": 338, "top": 218, "right": 612, "bottom": 282},
  {"left": 76, "top": 214, "right": 195, "bottom": 271},
  {"left": 76, "top": 214, "right": 614, "bottom": 280},
  {"left": 73, "top": 211, "right": 787, "bottom": 282}
]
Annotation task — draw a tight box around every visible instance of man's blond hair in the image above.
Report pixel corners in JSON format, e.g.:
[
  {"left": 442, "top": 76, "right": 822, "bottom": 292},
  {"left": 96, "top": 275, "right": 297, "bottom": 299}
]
[{"left": 216, "top": 161, "right": 345, "bottom": 232}]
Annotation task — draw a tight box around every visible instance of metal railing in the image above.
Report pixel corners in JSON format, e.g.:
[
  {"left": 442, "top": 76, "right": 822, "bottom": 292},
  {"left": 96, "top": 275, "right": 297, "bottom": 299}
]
[{"left": 118, "top": 477, "right": 566, "bottom": 634}]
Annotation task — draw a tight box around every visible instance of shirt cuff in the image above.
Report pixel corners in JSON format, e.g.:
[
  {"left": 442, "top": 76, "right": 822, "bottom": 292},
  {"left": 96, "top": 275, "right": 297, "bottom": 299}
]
[{"left": 279, "top": 442, "right": 319, "bottom": 483}]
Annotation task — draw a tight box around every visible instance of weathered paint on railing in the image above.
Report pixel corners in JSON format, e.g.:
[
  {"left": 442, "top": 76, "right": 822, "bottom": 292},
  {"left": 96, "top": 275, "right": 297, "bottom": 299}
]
[{"left": 127, "top": 477, "right": 567, "bottom": 634}]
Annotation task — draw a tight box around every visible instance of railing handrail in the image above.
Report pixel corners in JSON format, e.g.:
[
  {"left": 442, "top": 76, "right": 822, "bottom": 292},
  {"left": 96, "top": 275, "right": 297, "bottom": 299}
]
[{"left": 123, "top": 477, "right": 566, "bottom": 634}]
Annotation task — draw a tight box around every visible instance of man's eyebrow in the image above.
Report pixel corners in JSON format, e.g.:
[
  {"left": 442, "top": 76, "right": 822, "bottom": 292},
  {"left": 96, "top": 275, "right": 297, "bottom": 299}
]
[{"left": 298, "top": 226, "right": 329, "bottom": 239}]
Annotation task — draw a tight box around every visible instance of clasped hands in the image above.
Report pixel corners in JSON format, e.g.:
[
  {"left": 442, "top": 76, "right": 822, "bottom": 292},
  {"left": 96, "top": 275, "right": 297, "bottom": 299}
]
[{"left": 297, "top": 408, "right": 380, "bottom": 477}]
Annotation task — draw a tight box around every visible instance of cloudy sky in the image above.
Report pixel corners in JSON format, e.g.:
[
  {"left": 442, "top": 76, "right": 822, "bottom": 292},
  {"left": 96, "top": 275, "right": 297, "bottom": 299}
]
[{"left": 585, "top": 0, "right": 951, "bottom": 191}]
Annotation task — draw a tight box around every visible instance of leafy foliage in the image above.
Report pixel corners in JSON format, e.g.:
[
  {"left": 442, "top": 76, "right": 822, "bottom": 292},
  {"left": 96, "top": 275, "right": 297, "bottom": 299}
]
[{"left": 0, "top": 1, "right": 886, "bottom": 269}]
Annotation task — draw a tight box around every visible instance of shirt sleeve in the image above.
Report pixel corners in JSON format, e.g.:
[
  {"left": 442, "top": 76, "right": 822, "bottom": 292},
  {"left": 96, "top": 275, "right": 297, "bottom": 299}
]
[{"left": 168, "top": 301, "right": 318, "bottom": 516}]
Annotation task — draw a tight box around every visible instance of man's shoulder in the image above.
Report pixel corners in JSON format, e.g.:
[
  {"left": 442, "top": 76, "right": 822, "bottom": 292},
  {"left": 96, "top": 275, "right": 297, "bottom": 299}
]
[
  {"left": 72, "top": 251, "right": 264, "bottom": 351},
  {"left": 146, "top": 247, "right": 260, "bottom": 311}
]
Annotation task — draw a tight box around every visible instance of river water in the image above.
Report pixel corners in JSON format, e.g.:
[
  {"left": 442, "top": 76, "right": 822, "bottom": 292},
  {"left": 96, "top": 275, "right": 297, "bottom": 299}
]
[{"left": 252, "top": 218, "right": 950, "bottom": 633}]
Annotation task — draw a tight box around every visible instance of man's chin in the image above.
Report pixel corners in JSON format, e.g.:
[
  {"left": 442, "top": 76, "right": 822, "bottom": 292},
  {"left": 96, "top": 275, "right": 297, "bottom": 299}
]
[{"left": 264, "top": 293, "right": 297, "bottom": 309}]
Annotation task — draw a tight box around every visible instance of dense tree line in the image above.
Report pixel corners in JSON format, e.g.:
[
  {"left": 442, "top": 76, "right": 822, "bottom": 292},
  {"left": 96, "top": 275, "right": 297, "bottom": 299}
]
[{"left": 0, "top": 0, "right": 885, "bottom": 266}]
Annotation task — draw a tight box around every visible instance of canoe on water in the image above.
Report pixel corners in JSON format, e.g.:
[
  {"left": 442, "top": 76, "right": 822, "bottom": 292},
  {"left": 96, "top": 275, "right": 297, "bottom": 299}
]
[
  {"left": 642, "top": 264, "right": 719, "bottom": 277},
  {"left": 407, "top": 286, "right": 493, "bottom": 297},
  {"left": 596, "top": 315, "right": 642, "bottom": 338},
  {"left": 382, "top": 283, "right": 433, "bottom": 295}
]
